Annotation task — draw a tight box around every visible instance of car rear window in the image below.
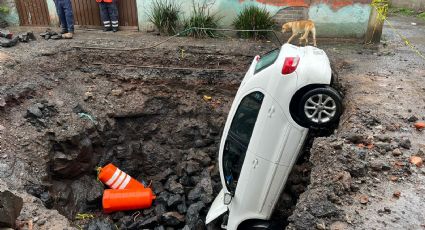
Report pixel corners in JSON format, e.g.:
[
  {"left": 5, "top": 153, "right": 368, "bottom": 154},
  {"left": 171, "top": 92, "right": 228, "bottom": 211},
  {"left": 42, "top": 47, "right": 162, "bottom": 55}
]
[{"left": 254, "top": 49, "right": 280, "bottom": 74}]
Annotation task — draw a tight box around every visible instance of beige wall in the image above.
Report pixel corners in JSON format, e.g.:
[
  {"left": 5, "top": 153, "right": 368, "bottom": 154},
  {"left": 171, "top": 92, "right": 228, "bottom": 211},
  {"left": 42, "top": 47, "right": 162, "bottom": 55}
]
[{"left": 391, "top": 0, "right": 425, "bottom": 10}]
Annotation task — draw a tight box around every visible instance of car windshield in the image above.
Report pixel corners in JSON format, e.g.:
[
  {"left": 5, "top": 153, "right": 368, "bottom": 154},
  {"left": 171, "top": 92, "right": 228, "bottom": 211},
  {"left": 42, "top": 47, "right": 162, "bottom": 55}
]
[
  {"left": 254, "top": 49, "right": 280, "bottom": 74},
  {"left": 223, "top": 92, "right": 264, "bottom": 194}
]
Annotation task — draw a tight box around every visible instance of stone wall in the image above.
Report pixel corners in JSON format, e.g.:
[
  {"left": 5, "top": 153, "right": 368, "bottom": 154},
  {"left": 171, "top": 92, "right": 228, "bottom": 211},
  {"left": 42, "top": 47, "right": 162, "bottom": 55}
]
[{"left": 273, "top": 6, "right": 309, "bottom": 26}]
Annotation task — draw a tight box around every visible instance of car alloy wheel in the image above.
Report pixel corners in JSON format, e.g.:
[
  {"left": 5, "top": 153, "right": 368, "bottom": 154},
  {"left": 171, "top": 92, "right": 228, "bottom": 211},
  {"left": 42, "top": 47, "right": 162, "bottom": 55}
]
[
  {"left": 298, "top": 86, "right": 342, "bottom": 128},
  {"left": 304, "top": 93, "right": 337, "bottom": 124}
]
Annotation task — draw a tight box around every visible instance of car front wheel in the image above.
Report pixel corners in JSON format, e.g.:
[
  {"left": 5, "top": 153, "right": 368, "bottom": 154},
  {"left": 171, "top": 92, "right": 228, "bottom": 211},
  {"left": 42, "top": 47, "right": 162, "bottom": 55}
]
[
  {"left": 297, "top": 87, "right": 343, "bottom": 128},
  {"left": 238, "top": 220, "right": 277, "bottom": 230}
]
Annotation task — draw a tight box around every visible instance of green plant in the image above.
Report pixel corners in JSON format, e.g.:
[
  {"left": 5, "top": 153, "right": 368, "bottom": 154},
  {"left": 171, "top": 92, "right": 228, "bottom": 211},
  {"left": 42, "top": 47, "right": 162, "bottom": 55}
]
[
  {"left": 417, "top": 12, "right": 425, "bottom": 21},
  {"left": 388, "top": 7, "right": 415, "bottom": 16},
  {"left": 183, "top": 0, "right": 221, "bottom": 38},
  {"left": 148, "top": 0, "right": 180, "bottom": 35},
  {"left": 0, "top": 6, "right": 10, "bottom": 14},
  {"left": 233, "top": 5, "right": 275, "bottom": 39}
]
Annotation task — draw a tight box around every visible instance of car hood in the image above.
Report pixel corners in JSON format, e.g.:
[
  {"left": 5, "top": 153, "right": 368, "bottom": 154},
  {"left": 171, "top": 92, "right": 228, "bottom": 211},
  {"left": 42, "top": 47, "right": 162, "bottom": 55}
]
[{"left": 206, "top": 189, "right": 227, "bottom": 224}]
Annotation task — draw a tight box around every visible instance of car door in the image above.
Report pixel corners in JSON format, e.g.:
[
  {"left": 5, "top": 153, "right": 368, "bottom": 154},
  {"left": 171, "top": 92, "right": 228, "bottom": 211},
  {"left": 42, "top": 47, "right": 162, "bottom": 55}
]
[
  {"left": 255, "top": 96, "right": 290, "bottom": 163},
  {"left": 221, "top": 91, "right": 266, "bottom": 195},
  {"left": 235, "top": 96, "right": 289, "bottom": 214}
]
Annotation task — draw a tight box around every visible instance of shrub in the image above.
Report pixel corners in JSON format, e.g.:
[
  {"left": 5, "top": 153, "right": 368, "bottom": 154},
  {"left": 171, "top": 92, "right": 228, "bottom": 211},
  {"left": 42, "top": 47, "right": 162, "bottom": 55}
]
[
  {"left": 233, "top": 5, "right": 275, "bottom": 39},
  {"left": 148, "top": 0, "right": 180, "bottom": 35},
  {"left": 388, "top": 7, "right": 415, "bottom": 16},
  {"left": 0, "top": 6, "right": 10, "bottom": 14},
  {"left": 417, "top": 12, "right": 425, "bottom": 21},
  {"left": 183, "top": 1, "right": 221, "bottom": 38}
]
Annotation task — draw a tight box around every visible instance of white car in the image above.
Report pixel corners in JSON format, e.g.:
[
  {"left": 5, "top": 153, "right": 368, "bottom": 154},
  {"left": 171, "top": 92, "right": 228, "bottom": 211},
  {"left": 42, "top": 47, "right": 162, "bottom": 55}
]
[{"left": 206, "top": 44, "right": 343, "bottom": 229}]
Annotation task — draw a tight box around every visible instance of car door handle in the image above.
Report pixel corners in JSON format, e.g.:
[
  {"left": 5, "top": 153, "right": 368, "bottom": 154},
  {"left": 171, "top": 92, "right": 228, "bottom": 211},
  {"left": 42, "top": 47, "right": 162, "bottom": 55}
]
[{"left": 267, "top": 106, "right": 275, "bottom": 118}]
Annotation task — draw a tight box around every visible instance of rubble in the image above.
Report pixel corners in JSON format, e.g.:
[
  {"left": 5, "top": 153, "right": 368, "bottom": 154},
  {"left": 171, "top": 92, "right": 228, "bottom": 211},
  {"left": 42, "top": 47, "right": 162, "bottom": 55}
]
[
  {"left": 0, "top": 36, "right": 18, "bottom": 47},
  {"left": 409, "top": 156, "right": 423, "bottom": 167},
  {"left": 86, "top": 219, "right": 115, "bottom": 230},
  {"left": 393, "top": 191, "right": 401, "bottom": 198},
  {"left": 111, "top": 89, "right": 123, "bottom": 96},
  {"left": 40, "top": 29, "right": 63, "bottom": 40},
  {"left": 414, "top": 122, "right": 425, "bottom": 130},
  {"left": 407, "top": 115, "right": 418, "bottom": 122},
  {"left": 0, "top": 31, "right": 35, "bottom": 47},
  {"left": 398, "top": 138, "right": 411, "bottom": 149},
  {"left": 17, "top": 32, "right": 36, "bottom": 43},
  {"left": 392, "top": 148, "right": 402, "bottom": 156},
  {"left": 0, "top": 191, "right": 23, "bottom": 228},
  {"left": 359, "top": 195, "right": 369, "bottom": 204}
]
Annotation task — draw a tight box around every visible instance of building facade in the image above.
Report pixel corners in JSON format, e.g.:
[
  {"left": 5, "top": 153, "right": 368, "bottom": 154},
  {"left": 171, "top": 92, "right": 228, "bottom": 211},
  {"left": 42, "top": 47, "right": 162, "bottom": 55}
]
[{"left": 1, "top": 0, "right": 372, "bottom": 38}]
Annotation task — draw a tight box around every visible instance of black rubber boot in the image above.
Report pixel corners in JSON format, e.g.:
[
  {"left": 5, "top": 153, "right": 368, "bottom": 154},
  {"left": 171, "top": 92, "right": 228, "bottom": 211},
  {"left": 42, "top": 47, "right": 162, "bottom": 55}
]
[{"left": 103, "top": 27, "right": 112, "bottom": 32}]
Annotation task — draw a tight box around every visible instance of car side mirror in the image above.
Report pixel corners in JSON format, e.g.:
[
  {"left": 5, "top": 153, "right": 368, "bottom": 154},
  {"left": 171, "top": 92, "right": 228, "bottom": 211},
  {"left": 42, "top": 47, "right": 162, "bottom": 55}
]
[{"left": 224, "top": 192, "right": 233, "bottom": 205}]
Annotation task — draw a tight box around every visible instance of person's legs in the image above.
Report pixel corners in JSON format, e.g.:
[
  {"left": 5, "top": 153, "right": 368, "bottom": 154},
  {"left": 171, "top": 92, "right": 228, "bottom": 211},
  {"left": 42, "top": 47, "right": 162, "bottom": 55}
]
[
  {"left": 99, "top": 2, "right": 111, "bottom": 31},
  {"left": 63, "top": 0, "right": 74, "bottom": 33},
  {"left": 108, "top": 0, "right": 119, "bottom": 32},
  {"left": 55, "top": 0, "right": 68, "bottom": 33}
]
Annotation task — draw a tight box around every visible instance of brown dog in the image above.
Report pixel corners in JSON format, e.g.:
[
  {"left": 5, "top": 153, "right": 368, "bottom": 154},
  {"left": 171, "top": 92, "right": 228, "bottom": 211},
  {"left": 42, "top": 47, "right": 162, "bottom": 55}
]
[{"left": 282, "top": 20, "right": 317, "bottom": 47}]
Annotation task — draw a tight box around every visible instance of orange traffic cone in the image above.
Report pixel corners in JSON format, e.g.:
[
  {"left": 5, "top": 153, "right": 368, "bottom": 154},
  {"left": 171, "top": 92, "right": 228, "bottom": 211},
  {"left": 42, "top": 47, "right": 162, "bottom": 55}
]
[
  {"left": 102, "top": 188, "right": 156, "bottom": 213},
  {"left": 98, "top": 163, "right": 145, "bottom": 190}
]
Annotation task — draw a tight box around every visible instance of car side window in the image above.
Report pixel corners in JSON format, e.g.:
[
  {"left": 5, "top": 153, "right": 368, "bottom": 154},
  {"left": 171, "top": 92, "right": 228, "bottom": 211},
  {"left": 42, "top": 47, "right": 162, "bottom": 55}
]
[{"left": 223, "top": 91, "right": 264, "bottom": 193}]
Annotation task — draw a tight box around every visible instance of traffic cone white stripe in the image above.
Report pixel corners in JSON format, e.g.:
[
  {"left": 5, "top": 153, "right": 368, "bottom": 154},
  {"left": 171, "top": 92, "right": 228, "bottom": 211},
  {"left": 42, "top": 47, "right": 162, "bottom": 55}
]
[
  {"left": 106, "top": 169, "right": 121, "bottom": 186},
  {"left": 112, "top": 171, "right": 127, "bottom": 189},
  {"left": 118, "top": 175, "right": 131, "bottom": 189}
]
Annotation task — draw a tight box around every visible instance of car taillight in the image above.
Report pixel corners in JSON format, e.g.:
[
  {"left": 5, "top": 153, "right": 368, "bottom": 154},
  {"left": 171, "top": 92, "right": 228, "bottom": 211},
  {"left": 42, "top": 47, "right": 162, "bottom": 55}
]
[{"left": 282, "top": 57, "right": 300, "bottom": 75}]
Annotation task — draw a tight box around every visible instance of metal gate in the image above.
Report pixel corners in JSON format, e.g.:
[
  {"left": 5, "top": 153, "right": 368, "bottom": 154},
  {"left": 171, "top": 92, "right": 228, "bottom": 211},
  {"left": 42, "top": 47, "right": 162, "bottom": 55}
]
[
  {"left": 15, "top": 0, "right": 50, "bottom": 26},
  {"left": 117, "top": 0, "right": 138, "bottom": 27},
  {"left": 71, "top": 0, "right": 101, "bottom": 27},
  {"left": 71, "top": 0, "right": 138, "bottom": 29}
]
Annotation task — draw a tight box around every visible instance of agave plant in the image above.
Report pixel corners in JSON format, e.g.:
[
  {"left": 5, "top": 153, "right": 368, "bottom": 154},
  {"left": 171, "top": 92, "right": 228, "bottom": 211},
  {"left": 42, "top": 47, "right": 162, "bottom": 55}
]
[
  {"left": 183, "top": 0, "right": 221, "bottom": 38},
  {"left": 233, "top": 5, "right": 275, "bottom": 39},
  {"left": 148, "top": 0, "right": 181, "bottom": 35}
]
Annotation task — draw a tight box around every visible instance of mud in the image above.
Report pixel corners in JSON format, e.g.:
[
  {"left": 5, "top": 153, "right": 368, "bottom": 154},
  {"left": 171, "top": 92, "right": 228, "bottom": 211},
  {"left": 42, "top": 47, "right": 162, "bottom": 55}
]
[{"left": 1, "top": 15, "right": 424, "bottom": 229}]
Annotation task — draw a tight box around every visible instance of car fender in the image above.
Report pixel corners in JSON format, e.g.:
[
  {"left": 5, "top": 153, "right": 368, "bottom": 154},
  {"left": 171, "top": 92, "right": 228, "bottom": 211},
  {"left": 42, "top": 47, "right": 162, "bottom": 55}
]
[
  {"left": 295, "top": 47, "right": 332, "bottom": 88},
  {"left": 206, "top": 189, "right": 227, "bottom": 224}
]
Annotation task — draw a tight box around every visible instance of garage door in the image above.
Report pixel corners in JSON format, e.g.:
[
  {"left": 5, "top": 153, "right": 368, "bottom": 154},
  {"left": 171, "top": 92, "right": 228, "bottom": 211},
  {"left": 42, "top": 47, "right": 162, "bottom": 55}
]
[
  {"left": 71, "top": 0, "right": 138, "bottom": 29},
  {"left": 15, "top": 0, "right": 50, "bottom": 26}
]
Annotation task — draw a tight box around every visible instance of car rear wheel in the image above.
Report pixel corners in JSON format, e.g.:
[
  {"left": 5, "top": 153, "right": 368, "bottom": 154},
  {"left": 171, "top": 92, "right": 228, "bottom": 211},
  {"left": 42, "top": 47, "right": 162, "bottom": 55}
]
[{"left": 297, "top": 87, "right": 342, "bottom": 128}]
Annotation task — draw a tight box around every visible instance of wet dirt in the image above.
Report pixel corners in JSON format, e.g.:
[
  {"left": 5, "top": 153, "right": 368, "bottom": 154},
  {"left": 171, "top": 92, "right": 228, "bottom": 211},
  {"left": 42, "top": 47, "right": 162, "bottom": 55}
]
[{"left": 1, "top": 15, "right": 424, "bottom": 229}]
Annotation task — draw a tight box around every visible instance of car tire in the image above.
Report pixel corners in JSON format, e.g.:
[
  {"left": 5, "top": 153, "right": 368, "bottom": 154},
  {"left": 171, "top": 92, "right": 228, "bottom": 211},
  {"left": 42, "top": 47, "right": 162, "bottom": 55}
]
[
  {"left": 243, "top": 223, "right": 274, "bottom": 230},
  {"left": 297, "top": 86, "right": 343, "bottom": 128},
  {"left": 238, "top": 220, "right": 278, "bottom": 230}
]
